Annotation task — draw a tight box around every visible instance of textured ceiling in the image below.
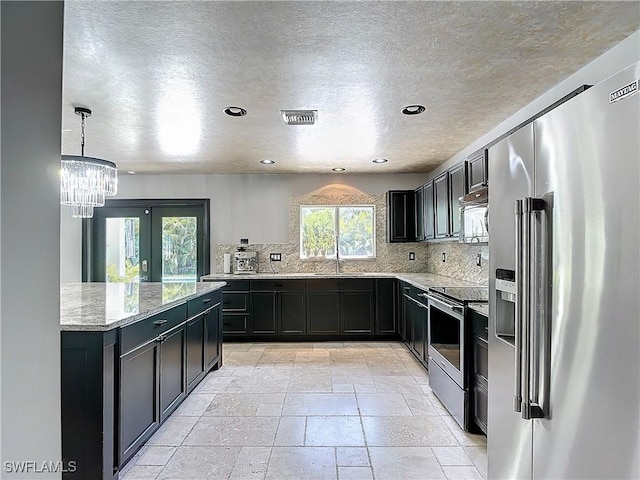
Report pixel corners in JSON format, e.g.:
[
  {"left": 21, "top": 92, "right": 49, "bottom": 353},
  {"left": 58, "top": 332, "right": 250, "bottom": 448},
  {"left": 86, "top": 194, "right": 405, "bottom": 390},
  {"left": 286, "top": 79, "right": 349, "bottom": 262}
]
[{"left": 62, "top": 1, "right": 639, "bottom": 174}]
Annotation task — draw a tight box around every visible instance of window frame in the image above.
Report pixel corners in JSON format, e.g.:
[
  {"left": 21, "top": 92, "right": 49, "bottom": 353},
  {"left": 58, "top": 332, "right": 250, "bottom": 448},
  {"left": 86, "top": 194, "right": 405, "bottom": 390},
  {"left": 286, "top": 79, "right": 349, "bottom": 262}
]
[{"left": 299, "top": 204, "right": 376, "bottom": 260}]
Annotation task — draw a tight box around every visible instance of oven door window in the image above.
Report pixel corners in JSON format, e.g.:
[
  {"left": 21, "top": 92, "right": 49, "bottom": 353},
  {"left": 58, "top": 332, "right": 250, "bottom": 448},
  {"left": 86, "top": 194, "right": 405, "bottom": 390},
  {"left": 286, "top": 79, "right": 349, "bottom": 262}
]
[{"left": 429, "top": 306, "right": 461, "bottom": 369}]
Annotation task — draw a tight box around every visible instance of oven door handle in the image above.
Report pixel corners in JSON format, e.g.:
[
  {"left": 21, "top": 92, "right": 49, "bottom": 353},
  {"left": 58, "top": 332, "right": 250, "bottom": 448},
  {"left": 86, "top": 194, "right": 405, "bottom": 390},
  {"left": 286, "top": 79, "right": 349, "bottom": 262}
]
[{"left": 425, "top": 293, "right": 464, "bottom": 317}]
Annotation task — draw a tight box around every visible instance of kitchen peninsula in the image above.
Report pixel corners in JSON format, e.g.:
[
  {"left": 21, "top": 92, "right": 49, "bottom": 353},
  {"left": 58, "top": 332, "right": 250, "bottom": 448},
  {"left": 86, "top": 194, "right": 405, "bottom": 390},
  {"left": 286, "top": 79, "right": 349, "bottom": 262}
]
[{"left": 60, "top": 281, "right": 225, "bottom": 480}]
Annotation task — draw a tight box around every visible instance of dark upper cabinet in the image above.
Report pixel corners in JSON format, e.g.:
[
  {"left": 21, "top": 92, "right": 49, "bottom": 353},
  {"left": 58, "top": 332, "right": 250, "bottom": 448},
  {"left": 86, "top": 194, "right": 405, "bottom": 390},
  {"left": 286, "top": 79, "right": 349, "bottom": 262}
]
[
  {"left": 434, "top": 173, "right": 450, "bottom": 239},
  {"left": 415, "top": 186, "right": 424, "bottom": 241},
  {"left": 424, "top": 181, "right": 435, "bottom": 240},
  {"left": 449, "top": 162, "right": 467, "bottom": 237},
  {"left": 386, "top": 190, "right": 416, "bottom": 242},
  {"left": 467, "top": 149, "right": 489, "bottom": 192}
]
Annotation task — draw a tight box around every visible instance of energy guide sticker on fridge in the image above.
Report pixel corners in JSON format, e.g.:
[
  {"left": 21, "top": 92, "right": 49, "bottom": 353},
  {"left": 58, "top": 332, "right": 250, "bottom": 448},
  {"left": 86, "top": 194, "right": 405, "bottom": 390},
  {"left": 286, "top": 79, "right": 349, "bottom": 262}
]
[{"left": 609, "top": 79, "right": 638, "bottom": 103}]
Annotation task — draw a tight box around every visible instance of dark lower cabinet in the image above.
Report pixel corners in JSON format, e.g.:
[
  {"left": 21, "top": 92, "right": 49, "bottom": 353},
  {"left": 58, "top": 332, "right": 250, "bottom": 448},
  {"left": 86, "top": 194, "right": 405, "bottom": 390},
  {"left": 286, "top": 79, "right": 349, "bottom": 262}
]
[
  {"left": 61, "top": 331, "right": 117, "bottom": 480},
  {"left": 279, "top": 291, "right": 306, "bottom": 334},
  {"left": 62, "top": 290, "right": 223, "bottom": 480},
  {"left": 205, "top": 303, "right": 222, "bottom": 369},
  {"left": 251, "top": 292, "right": 277, "bottom": 334},
  {"left": 342, "top": 291, "right": 374, "bottom": 334},
  {"left": 160, "top": 325, "right": 186, "bottom": 420},
  {"left": 376, "top": 279, "right": 396, "bottom": 334},
  {"left": 401, "top": 284, "right": 429, "bottom": 368},
  {"left": 186, "top": 315, "right": 205, "bottom": 391},
  {"left": 471, "top": 310, "right": 489, "bottom": 434},
  {"left": 307, "top": 292, "right": 341, "bottom": 334},
  {"left": 120, "top": 341, "right": 159, "bottom": 466}
]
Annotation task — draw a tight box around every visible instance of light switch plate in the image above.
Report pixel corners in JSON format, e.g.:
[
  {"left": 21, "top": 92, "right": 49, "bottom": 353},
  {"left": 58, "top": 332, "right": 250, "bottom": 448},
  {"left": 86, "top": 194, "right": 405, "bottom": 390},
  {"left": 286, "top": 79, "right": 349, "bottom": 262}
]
[
  {"left": 270, "top": 253, "right": 282, "bottom": 261},
  {"left": 409, "top": 252, "right": 415, "bottom": 261}
]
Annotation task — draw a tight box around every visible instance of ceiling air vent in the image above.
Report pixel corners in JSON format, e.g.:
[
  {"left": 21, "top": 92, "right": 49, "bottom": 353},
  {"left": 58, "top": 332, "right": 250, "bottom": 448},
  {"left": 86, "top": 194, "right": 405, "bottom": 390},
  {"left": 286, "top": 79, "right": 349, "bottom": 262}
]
[{"left": 281, "top": 109, "right": 317, "bottom": 126}]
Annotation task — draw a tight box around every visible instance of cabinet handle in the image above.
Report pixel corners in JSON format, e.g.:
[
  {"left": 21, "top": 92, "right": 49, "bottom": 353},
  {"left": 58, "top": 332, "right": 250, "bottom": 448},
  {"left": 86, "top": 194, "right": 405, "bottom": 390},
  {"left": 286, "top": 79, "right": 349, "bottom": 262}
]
[
  {"left": 484, "top": 326, "right": 488, "bottom": 332},
  {"left": 203, "top": 298, "right": 212, "bottom": 304},
  {"left": 155, "top": 335, "right": 165, "bottom": 343},
  {"left": 153, "top": 319, "right": 168, "bottom": 326},
  {"left": 274, "top": 283, "right": 283, "bottom": 287},
  {"left": 403, "top": 287, "right": 410, "bottom": 291}
]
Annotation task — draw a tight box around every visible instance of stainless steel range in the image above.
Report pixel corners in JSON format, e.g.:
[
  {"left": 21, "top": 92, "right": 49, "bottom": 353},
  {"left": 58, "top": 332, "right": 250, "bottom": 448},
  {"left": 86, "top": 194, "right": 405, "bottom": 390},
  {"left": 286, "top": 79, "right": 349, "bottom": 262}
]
[{"left": 426, "top": 286, "right": 488, "bottom": 430}]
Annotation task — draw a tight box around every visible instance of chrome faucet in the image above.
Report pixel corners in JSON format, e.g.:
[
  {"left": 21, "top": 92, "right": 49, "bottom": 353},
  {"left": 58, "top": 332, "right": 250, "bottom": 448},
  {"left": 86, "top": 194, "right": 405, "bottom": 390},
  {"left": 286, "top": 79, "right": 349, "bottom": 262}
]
[{"left": 335, "top": 235, "right": 340, "bottom": 274}]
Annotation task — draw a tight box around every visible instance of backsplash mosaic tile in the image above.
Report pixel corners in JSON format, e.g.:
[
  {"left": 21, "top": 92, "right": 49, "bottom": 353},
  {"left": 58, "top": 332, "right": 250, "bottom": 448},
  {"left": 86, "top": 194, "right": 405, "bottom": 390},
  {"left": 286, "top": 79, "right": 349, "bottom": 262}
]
[{"left": 425, "top": 241, "right": 488, "bottom": 285}]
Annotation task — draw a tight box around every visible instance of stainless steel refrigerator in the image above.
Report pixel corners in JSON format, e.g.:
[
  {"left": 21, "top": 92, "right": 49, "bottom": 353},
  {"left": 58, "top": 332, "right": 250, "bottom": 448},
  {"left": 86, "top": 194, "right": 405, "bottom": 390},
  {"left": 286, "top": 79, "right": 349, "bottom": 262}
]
[{"left": 488, "top": 62, "right": 639, "bottom": 479}]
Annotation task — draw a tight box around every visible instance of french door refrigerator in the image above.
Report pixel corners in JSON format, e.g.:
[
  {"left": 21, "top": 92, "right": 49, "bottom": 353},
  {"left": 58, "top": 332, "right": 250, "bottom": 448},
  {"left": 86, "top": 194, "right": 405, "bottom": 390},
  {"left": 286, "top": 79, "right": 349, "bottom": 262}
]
[{"left": 488, "top": 62, "right": 639, "bottom": 479}]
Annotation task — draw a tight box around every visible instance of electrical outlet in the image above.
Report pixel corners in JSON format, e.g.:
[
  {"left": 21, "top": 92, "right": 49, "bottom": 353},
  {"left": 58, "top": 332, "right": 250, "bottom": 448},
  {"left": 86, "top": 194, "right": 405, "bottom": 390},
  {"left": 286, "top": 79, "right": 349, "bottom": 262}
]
[
  {"left": 442, "top": 252, "right": 446, "bottom": 262},
  {"left": 409, "top": 252, "right": 415, "bottom": 261},
  {"left": 270, "top": 253, "right": 282, "bottom": 261},
  {"left": 476, "top": 253, "right": 482, "bottom": 266}
]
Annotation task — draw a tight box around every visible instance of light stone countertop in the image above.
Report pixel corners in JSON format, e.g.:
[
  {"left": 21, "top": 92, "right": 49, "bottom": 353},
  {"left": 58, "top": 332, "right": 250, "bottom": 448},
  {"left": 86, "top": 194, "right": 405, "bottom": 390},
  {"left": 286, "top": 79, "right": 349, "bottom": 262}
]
[
  {"left": 200, "top": 272, "right": 486, "bottom": 291},
  {"left": 61, "top": 281, "right": 226, "bottom": 332},
  {"left": 469, "top": 302, "right": 489, "bottom": 317}
]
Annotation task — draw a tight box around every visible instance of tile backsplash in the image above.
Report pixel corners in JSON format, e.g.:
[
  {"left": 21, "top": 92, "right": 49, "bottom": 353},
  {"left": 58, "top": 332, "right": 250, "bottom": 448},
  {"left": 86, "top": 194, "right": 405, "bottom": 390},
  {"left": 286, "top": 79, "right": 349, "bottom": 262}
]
[{"left": 425, "top": 241, "right": 488, "bottom": 284}]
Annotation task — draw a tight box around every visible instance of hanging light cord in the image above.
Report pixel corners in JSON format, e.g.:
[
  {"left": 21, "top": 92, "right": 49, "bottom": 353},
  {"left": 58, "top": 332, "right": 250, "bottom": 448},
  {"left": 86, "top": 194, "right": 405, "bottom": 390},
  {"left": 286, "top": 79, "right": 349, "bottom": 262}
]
[{"left": 80, "top": 112, "right": 86, "bottom": 156}]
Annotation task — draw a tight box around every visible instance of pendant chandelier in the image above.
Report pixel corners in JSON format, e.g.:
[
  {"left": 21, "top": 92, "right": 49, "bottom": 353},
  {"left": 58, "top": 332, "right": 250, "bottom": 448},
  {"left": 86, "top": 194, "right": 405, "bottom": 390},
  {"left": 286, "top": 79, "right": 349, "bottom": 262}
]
[{"left": 61, "top": 106, "right": 117, "bottom": 218}]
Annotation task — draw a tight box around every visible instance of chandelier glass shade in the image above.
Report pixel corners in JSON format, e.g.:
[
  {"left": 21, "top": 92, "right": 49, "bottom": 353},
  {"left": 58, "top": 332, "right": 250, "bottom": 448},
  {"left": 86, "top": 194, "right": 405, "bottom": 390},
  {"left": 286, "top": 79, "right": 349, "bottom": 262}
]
[
  {"left": 60, "top": 155, "right": 118, "bottom": 218},
  {"left": 61, "top": 106, "right": 118, "bottom": 218}
]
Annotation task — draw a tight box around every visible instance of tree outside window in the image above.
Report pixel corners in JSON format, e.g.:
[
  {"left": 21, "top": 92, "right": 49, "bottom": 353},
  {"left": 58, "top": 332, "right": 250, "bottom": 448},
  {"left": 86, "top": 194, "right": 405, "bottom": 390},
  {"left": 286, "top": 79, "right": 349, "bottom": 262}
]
[{"left": 300, "top": 205, "right": 375, "bottom": 259}]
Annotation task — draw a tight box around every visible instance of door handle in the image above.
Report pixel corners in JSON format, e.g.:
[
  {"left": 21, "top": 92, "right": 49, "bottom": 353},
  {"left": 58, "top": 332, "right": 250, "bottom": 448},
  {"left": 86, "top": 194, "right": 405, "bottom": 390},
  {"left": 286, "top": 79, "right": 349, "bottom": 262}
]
[
  {"left": 513, "top": 200, "right": 523, "bottom": 413},
  {"left": 521, "top": 197, "right": 545, "bottom": 420}
]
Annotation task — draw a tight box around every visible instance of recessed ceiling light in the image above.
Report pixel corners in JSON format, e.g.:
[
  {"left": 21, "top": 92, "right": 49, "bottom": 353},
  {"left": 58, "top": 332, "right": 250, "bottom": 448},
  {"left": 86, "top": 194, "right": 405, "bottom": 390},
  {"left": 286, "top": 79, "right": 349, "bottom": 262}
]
[
  {"left": 260, "top": 159, "right": 275, "bottom": 165},
  {"left": 332, "top": 168, "right": 346, "bottom": 172},
  {"left": 127, "top": 170, "right": 136, "bottom": 174},
  {"left": 224, "top": 106, "right": 247, "bottom": 117},
  {"left": 401, "top": 105, "right": 426, "bottom": 115},
  {"left": 372, "top": 158, "right": 388, "bottom": 164}
]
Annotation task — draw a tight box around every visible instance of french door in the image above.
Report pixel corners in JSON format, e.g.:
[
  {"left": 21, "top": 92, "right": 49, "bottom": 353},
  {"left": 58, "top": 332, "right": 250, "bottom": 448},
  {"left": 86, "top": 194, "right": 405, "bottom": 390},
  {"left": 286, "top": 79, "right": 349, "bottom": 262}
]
[{"left": 87, "top": 199, "right": 209, "bottom": 282}]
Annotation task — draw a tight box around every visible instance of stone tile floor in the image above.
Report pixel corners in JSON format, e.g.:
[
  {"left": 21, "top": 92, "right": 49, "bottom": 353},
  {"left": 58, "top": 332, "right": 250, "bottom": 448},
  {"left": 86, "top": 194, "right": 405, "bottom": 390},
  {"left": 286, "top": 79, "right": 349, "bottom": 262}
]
[{"left": 121, "top": 342, "right": 487, "bottom": 480}]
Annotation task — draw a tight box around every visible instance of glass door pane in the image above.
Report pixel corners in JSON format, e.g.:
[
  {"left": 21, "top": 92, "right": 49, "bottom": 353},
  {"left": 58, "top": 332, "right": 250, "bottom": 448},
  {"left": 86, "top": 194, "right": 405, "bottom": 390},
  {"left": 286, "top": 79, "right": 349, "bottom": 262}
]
[
  {"left": 91, "top": 207, "right": 151, "bottom": 282},
  {"left": 150, "top": 206, "right": 205, "bottom": 282},
  {"left": 105, "top": 217, "right": 140, "bottom": 282},
  {"left": 161, "top": 216, "right": 198, "bottom": 282}
]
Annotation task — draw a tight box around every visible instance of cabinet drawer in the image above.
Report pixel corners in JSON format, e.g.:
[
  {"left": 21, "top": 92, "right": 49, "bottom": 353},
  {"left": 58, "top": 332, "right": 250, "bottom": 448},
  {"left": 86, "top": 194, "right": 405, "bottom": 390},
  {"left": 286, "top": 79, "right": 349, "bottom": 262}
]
[
  {"left": 121, "top": 303, "right": 187, "bottom": 355},
  {"left": 400, "top": 283, "right": 428, "bottom": 304},
  {"left": 250, "top": 279, "right": 305, "bottom": 291},
  {"left": 222, "top": 292, "right": 249, "bottom": 312},
  {"left": 223, "top": 280, "right": 250, "bottom": 292},
  {"left": 306, "top": 278, "right": 374, "bottom": 292},
  {"left": 222, "top": 314, "right": 248, "bottom": 334},
  {"left": 474, "top": 336, "right": 489, "bottom": 381},
  {"left": 187, "top": 290, "right": 222, "bottom": 317},
  {"left": 472, "top": 311, "right": 489, "bottom": 340}
]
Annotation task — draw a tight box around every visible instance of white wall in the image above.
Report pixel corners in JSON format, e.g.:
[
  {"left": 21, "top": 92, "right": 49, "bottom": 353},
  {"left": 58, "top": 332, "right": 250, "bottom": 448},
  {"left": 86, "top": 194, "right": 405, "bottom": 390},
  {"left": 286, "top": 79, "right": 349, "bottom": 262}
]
[
  {"left": 60, "top": 173, "right": 428, "bottom": 281},
  {"left": 1, "top": 2, "right": 63, "bottom": 478},
  {"left": 429, "top": 30, "right": 640, "bottom": 179}
]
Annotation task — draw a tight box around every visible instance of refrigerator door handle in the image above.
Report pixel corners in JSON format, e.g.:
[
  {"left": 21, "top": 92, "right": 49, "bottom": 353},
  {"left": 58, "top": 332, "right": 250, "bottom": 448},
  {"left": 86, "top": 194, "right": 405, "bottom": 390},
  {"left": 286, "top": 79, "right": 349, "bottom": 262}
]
[
  {"left": 521, "top": 197, "right": 532, "bottom": 419},
  {"left": 522, "top": 196, "right": 546, "bottom": 420},
  {"left": 513, "top": 199, "right": 524, "bottom": 413}
]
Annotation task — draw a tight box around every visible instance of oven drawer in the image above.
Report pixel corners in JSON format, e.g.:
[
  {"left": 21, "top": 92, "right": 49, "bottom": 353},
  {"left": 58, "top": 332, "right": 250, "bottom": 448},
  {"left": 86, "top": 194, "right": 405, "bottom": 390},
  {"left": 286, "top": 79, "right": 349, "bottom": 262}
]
[
  {"left": 429, "top": 358, "right": 468, "bottom": 430},
  {"left": 429, "top": 345, "right": 464, "bottom": 388}
]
